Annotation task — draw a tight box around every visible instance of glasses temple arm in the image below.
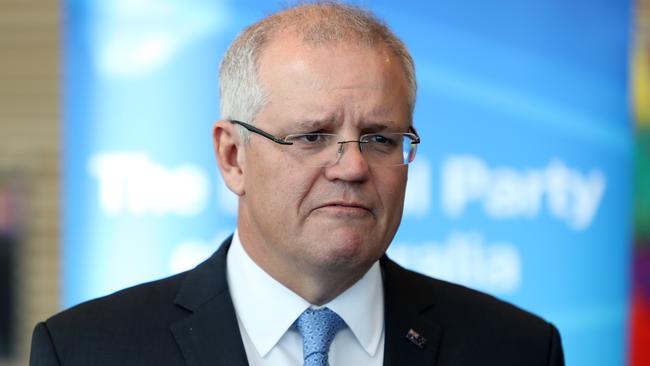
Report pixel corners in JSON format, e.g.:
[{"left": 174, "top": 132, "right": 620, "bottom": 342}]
[
  {"left": 229, "top": 120, "right": 293, "bottom": 145},
  {"left": 409, "top": 125, "right": 421, "bottom": 144}
]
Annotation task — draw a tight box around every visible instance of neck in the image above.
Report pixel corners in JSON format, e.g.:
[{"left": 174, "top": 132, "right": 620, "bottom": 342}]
[
  {"left": 236, "top": 226, "right": 371, "bottom": 305},
  {"left": 284, "top": 266, "right": 366, "bottom": 305}
]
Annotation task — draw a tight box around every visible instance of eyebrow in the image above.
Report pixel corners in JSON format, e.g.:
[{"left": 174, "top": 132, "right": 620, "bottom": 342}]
[
  {"left": 292, "top": 119, "right": 404, "bottom": 133},
  {"left": 294, "top": 119, "right": 334, "bottom": 131},
  {"left": 361, "top": 121, "right": 400, "bottom": 131}
]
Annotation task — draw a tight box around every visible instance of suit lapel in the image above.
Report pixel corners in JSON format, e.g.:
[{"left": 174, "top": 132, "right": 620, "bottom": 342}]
[
  {"left": 167, "top": 238, "right": 442, "bottom": 366},
  {"left": 170, "top": 236, "right": 249, "bottom": 366},
  {"left": 382, "top": 256, "right": 442, "bottom": 366}
]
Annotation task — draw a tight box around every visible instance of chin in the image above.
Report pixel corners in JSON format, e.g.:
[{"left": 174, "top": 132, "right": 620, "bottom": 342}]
[{"left": 316, "top": 232, "right": 381, "bottom": 269}]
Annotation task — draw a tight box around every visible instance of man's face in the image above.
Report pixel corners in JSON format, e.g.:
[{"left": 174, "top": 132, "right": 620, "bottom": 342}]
[{"left": 237, "top": 33, "right": 411, "bottom": 281}]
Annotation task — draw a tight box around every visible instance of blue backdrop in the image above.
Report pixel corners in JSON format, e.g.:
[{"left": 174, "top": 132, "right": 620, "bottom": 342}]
[{"left": 63, "top": 1, "right": 633, "bottom": 365}]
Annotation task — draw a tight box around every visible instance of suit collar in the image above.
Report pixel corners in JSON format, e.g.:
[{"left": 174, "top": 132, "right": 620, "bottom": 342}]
[
  {"left": 381, "top": 256, "right": 442, "bottom": 366},
  {"left": 171, "top": 235, "right": 249, "bottom": 366},
  {"left": 168, "top": 236, "right": 442, "bottom": 366}
]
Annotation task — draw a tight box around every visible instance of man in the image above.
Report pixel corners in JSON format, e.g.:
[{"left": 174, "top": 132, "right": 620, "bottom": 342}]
[{"left": 31, "top": 2, "right": 564, "bottom": 365}]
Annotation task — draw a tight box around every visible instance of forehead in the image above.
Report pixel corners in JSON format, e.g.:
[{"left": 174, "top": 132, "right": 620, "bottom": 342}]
[
  {"left": 258, "top": 29, "right": 394, "bottom": 80},
  {"left": 256, "top": 32, "right": 410, "bottom": 128}
]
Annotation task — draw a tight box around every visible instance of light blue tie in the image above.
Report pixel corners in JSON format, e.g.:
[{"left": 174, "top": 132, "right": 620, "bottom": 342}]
[{"left": 295, "top": 307, "right": 346, "bottom": 366}]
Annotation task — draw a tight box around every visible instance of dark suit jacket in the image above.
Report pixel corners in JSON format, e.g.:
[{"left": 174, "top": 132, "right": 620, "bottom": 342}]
[{"left": 30, "top": 236, "right": 564, "bottom": 365}]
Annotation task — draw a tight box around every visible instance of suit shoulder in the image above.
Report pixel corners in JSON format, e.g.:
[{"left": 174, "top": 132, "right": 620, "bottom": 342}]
[
  {"left": 46, "top": 271, "right": 189, "bottom": 332},
  {"left": 384, "top": 258, "right": 564, "bottom": 365},
  {"left": 35, "top": 271, "right": 196, "bottom": 365},
  {"left": 384, "top": 257, "right": 553, "bottom": 332}
]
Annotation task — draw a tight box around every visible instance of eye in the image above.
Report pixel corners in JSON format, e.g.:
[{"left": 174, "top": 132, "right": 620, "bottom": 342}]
[
  {"left": 364, "top": 134, "right": 394, "bottom": 145},
  {"left": 285, "top": 133, "right": 334, "bottom": 148},
  {"left": 301, "top": 134, "right": 322, "bottom": 143}
]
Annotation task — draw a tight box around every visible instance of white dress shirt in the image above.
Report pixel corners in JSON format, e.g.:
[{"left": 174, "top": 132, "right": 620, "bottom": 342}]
[{"left": 226, "top": 230, "right": 385, "bottom": 366}]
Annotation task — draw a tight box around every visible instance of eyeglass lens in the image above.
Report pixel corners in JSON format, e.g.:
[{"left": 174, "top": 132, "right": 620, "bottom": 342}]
[{"left": 283, "top": 133, "right": 417, "bottom": 167}]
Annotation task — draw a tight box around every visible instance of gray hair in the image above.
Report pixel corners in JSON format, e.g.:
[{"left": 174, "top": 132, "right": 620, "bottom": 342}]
[{"left": 219, "top": 1, "right": 417, "bottom": 139}]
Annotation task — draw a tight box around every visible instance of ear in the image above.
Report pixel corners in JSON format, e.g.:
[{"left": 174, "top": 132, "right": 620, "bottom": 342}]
[{"left": 213, "top": 120, "right": 245, "bottom": 196}]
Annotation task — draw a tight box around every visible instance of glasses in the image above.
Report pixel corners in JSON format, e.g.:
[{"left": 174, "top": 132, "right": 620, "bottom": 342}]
[{"left": 230, "top": 120, "right": 420, "bottom": 167}]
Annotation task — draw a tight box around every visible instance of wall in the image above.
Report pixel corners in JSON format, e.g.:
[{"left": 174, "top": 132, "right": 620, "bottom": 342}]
[{"left": 0, "top": 0, "right": 60, "bottom": 364}]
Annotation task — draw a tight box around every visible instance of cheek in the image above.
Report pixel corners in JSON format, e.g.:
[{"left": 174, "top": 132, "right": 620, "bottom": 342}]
[
  {"left": 246, "top": 149, "right": 317, "bottom": 215},
  {"left": 377, "top": 171, "right": 408, "bottom": 221}
]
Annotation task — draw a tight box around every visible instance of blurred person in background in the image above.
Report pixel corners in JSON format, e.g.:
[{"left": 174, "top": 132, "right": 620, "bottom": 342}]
[
  {"left": 0, "top": 183, "right": 17, "bottom": 358},
  {"left": 30, "top": 2, "right": 564, "bottom": 365}
]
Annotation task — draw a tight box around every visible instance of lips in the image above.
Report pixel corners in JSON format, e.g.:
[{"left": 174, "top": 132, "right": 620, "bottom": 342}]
[
  {"left": 314, "top": 201, "right": 373, "bottom": 215},
  {"left": 321, "top": 201, "right": 369, "bottom": 208}
]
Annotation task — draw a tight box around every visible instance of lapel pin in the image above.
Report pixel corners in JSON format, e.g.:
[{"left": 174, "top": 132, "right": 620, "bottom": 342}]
[{"left": 405, "top": 328, "right": 427, "bottom": 349}]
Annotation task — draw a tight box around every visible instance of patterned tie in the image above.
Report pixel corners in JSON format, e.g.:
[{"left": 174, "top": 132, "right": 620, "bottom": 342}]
[{"left": 295, "top": 307, "right": 347, "bottom": 366}]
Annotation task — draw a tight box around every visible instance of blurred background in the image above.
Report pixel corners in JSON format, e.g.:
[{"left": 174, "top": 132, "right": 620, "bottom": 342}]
[{"left": 0, "top": 0, "right": 648, "bottom": 365}]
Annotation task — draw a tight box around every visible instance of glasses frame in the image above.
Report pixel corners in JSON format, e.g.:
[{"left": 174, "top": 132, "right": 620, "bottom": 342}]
[
  {"left": 228, "top": 119, "right": 421, "bottom": 166},
  {"left": 229, "top": 119, "right": 421, "bottom": 146}
]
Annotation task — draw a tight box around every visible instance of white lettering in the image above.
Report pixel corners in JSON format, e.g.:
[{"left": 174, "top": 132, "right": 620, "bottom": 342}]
[
  {"left": 388, "top": 231, "right": 521, "bottom": 295},
  {"left": 404, "top": 158, "right": 432, "bottom": 217},
  {"left": 441, "top": 155, "right": 489, "bottom": 217},
  {"left": 88, "top": 152, "right": 210, "bottom": 216},
  {"left": 441, "top": 155, "right": 606, "bottom": 230},
  {"left": 545, "top": 159, "right": 606, "bottom": 230}
]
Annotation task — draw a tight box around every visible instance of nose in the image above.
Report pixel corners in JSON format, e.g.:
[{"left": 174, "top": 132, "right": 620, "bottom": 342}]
[{"left": 324, "top": 140, "right": 370, "bottom": 182}]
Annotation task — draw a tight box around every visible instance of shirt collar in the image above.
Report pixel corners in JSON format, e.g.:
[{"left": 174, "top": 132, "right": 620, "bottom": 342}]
[
  {"left": 324, "top": 260, "right": 384, "bottom": 356},
  {"left": 226, "top": 230, "right": 384, "bottom": 358}
]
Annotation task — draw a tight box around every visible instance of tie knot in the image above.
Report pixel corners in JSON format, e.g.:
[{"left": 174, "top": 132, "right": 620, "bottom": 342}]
[{"left": 295, "top": 307, "right": 346, "bottom": 365}]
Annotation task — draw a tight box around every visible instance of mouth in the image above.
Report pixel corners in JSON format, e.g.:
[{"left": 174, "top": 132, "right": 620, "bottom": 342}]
[{"left": 313, "top": 201, "right": 373, "bottom": 216}]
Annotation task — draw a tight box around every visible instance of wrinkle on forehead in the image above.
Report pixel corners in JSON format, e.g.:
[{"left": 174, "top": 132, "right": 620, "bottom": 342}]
[{"left": 256, "top": 32, "right": 410, "bottom": 131}]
